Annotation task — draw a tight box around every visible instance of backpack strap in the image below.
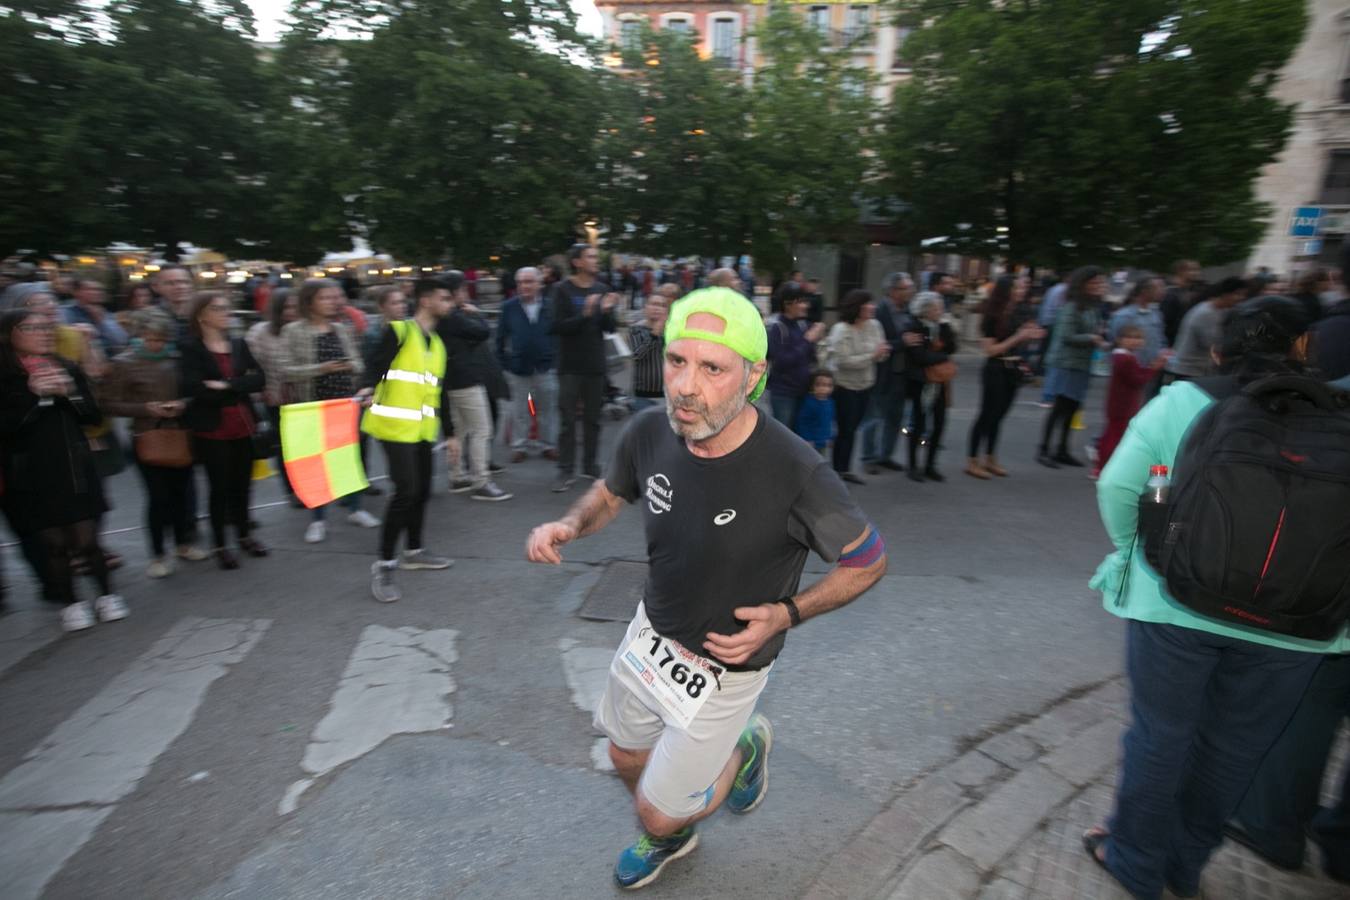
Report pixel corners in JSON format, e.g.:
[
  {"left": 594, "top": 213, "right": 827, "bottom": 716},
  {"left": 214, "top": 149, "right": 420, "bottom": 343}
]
[
  {"left": 1243, "top": 373, "right": 1340, "bottom": 411},
  {"left": 1192, "top": 375, "right": 1238, "bottom": 401}
]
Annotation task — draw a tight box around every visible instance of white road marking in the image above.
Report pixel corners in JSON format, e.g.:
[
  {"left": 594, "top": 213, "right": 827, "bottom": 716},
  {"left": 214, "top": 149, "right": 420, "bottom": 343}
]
[
  {"left": 0, "top": 617, "right": 270, "bottom": 900},
  {"left": 559, "top": 638, "right": 616, "bottom": 772},
  {"left": 279, "top": 625, "right": 458, "bottom": 815}
]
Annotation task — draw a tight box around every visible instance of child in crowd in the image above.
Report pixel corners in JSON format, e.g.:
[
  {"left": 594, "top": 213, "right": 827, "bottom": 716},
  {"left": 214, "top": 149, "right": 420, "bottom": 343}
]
[
  {"left": 795, "top": 370, "right": 836, "bottom": 454},
  {"left": 1094, "top": 325, "right": 1169, "bottom": 479}
]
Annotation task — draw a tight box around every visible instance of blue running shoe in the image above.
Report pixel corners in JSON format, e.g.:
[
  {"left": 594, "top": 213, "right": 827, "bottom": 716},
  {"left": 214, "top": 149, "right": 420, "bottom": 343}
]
[
  {"left": 614, "top": 828, "right": 699, "bottom": 889},
  {"left": 727, "top": 712, "right": 773, "bottom": 814}
]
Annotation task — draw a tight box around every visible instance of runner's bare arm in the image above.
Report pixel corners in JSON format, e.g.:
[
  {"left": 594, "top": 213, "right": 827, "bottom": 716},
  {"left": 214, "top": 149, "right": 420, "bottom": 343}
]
[
  {"left": 525, "top": 480, "right": 625, "bottom": 565},
  {"left": 703, "top": 526, "right": 887, "bottom": 665}
]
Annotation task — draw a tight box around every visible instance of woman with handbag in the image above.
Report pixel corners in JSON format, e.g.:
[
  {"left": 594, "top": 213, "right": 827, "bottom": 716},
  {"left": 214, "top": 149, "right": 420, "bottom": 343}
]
[
  {"left": 0, "top": 307, "right": 126, "bottom": 632},
  {"left": 824, "top": 289, "right": 889, "bottom": 484},
  {"left": 180, "top": 292, "right": 268, "bottom": 570},
  {"left": 282, "top": 278, "right": 379, "bottom": 543},
  {"left": 1038, "top": 266, "right": 1108, "bottom": 468},
  {"left": 103, "top": 308, "right": 204, "bottom": 578},
  {"left": 966, "top": 275, "right": 1045, "bottom": 479},
  {"left": 901, "top": 292, "right": 959, "bottom": 482},
  {"left": 246, "top": 287, "right": 301, "bottom": 506}
]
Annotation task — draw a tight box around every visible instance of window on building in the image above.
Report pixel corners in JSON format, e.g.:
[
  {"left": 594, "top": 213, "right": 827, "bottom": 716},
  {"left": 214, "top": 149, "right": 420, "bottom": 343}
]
[
  {"left": 1321, "top": 149, "right": 1350, "bottom": 205},
  {"left": 893, "top": 26, "right": 914, "bottom": 70},
  {"left": 808, "top": 6, "right": 831, "bottom": 36},
  {"left": 665, "top": 17, "right": 692, "bottom": 37},
  {"left": 845, "top": 5, "right": 871, "bottom": 46},
  {"left": 712, "top": 18, "right": 737, "bottom": 66},
  {"left": 620, "top": 19, "right": 641, "bottom": 51}
]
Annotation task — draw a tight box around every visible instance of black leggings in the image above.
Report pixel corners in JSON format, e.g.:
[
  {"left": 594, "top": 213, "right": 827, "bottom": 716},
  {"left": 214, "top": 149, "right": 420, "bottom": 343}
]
[
  {"left": 968, "top": 360, "right": 1021, "bottom": 458},
  {"left": 135, "top": 458, "right": 194, "bottom": 556},
  {"left": 906, "top": 381, "right": 947, "bottom": 470},
  {"left": 38, "top": 519, "right": 110, "bottom": 606},
  {"left": 195, "top": 437, "right": 254, "bottom": 547},
  {"left": 832, "top": 386, "right": 871, "bottom": 474},
  {"left": 1040, "top": 395, "right": 1082, "bottom": 455},
  {"left": 380, "top": 440, "right": 433, "bottom": 561}
]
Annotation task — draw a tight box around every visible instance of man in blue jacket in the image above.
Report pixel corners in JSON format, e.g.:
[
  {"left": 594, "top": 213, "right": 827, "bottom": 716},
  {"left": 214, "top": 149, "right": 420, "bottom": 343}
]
[{"left": 497, "top": 266, "right": 558, "bottom": 462}]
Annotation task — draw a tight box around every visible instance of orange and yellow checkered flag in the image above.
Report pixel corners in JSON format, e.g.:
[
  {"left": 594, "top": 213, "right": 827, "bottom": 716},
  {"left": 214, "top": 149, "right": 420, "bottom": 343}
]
[{"left": 281, "top": 399, "right": 369, "bottom": 509}]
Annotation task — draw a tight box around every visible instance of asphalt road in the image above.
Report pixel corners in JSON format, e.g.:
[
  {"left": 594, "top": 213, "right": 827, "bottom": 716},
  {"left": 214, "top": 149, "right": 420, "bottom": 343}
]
[{"left": 0, "top": 356, "right": 1128, "bottom": 899}]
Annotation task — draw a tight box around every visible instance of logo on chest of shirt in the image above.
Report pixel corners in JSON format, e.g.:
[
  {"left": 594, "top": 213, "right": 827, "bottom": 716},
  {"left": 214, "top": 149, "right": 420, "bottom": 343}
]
[{"left": 646, "top": 473, "right": 673, "bottom": 514}]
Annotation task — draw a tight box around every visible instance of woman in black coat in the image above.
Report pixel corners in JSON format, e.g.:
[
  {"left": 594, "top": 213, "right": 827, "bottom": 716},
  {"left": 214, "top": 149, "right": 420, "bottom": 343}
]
[
  {"left": 179, "top": 293, "right": 268, "bottom": 569},
  {"left": 901, "top": 292, "right": 959, "bottom": 482},
  {"left": 0, "top": 307, "right": 125, "bottom": 631}
]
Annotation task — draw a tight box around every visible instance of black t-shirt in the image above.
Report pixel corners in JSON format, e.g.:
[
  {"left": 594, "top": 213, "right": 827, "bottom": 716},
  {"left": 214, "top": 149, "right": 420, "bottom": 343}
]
[
  {"left": 550, "top": 277, "right": 617, "bottom": 375},
  {"left": 980, "top": 303, "right": 1034, "bottom": 345},
  {"left": 605, "top": 407, "right": 870, "bottom": 670}
]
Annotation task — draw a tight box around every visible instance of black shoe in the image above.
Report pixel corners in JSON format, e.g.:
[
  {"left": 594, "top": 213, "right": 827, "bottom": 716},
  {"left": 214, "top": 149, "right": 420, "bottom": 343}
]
[
  {"left": 878, "top": 460, "right": 905, "bottom": 472},
  {"left": 1037, "top": 451, "right": 1060, "bottom": 469},
  {"left": 841, "top": 472, "right": 865, "bottom": 485},
  {"left": 907, "top": 469, "right": 925, "bottom": 482},
  {"left": 365, "top": 483, "right": 384, "bottom": 496},
  {"left": 288, "top": 495, "right": 304, "bottom": 508},
  {"left": 239, "top": 538, "right": 269, "bottom": 558},
  {"left": 864, "top": 463, "right": 880, "bottom": 475},
  {"left": 1053, "top": 451, "right": 1085, "bottom": 468},
  {"left": 924, "top": 468, "right": 945, "bottom": 482},
  {"left": 248, "top": 518, "right": 261, "bottom": 530},
  {"left": 214, "top": 548, "right": 240, "bottom": 570},
  {"left": 488, "top": 462, "right": 505, "bottom": 474},
  {"left": 583, "top": 467, "right": 602, "bottom": 480}
]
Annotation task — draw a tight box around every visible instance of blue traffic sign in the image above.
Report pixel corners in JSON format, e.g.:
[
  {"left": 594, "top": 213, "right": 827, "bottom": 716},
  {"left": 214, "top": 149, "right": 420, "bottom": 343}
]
[{"left": 1289, "top": 207, "right": 1322, "bottom": 237}]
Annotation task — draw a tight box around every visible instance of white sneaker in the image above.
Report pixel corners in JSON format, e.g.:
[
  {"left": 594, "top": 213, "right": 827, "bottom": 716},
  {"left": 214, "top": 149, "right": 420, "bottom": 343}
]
[
  {"left": 147, "top": 558, "right": 172, "bottom": 579},
  {"left": 61, "top": 601, "right": 95, "bottom": 632},
  {"left": 175, "top": 545, "right": 208, "bottom": 562},
  {"left": 94, "top": 594, "right": 129, "bottom": 622},
  {"left": 304, "top": 521, "right": 326, "bottom": 543},
  {"left": 347, "top": 509, "right": 381, "bottom": 528}
]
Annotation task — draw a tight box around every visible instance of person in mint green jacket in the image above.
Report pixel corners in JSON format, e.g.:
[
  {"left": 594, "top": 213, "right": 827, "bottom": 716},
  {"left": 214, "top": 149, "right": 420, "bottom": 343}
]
[{"left": 1084, "top": 296, "right": 1350, "bottom": 900}]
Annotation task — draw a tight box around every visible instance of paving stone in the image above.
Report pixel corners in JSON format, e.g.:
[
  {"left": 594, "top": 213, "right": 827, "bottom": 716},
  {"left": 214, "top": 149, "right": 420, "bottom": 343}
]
[
  {"left": 942, "top": 749, "right": 1009, "bottom": 792},
  {"left": 938, "top": 764, "right": 1077, "bottom": 872},
  {"left": 803, "top": 774, "right": 968, "bottom": 900},
  {"left": 978, "top": 876, "right": 1029, "bottom": 900},
  {"left": 1040, "top": 720, "right": 1124, "bottom": 788},
  {"left": 978, "top": 730, "right": 1042, "bottom": 769},
  {"left": 1082, "top": 680, "right": 1129, "bottom": 716},
  {"left": 1015, "top": 696, "right": 1107, "bottom": 750},
  {"left": 887, "top": 847, "right": 981, "bottom": 900}
]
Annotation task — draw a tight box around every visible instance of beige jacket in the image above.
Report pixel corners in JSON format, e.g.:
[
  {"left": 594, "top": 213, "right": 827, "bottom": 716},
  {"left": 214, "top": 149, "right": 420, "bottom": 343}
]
[
  {"left": 826, "top": 319, "right": 884, "bottom": 391},
  {"left": 280, "top": 319, "right": 364, "bottom": 402}
]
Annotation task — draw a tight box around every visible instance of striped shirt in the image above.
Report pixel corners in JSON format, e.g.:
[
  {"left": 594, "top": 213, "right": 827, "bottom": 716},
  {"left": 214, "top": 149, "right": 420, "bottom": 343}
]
[{"left": 629, "top": 324, "right": 664, "bottom": 397}]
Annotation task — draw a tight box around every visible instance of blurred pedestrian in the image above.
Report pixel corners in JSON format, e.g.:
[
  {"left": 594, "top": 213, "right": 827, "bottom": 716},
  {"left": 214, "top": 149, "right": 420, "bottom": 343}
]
[
  {"left": 0, "top": 307, "right": 125, "bottom": 631},
  {"left": 860, "top": 272, "right": 917, "bottom": 474},
  {"left": 1164, "top": 276, "right": 1246, "bottom": 384},
  {"left": 115, "top": 282, "right": 155, "bottom": 334},
  {"left": 966, "top": 275, "right": 1043, "bottom": 479},
  {"left": 246, "top": 287, "right": 300, "bottom": 505},
  {"left": 825, "top": 289, "right": 887, "bottom": 484},
  {"left": 765, "top": 281, "right": 825, "bottom": 430},
  {"left": 152, "top": 266, "right": 196, "bottom": 342},
  {"left": 440, "top": 270, "right": 512, "bottom": 501},
  {"left": 1293, "top": 268, "right": 1331, "bottom": 327},
  {"left": 180, "top": 292, "right": 268, "bottom": 569},
  {"left": 1159, "top": 259, "right": 1200, "bottom": 348},
  {"left": 628, "top": 288, "right": 672, "bottom": 413},
  {"left": 63, "top": 279, "right": 128, "bottom": 355},
  {"left": 1107, "top": 277, "right": 1166, "bottom": 365},
  {"left": 496, "top": 266, "right": 558, "bottom": 462},
  {"left": 1091, "top": 325, "right": 1169, "bottom": 479},
  {"left": 901, "top": 292, "right": 957, "bottom": 481},
  {"left": 1311, "top": 290, "right": 1350, "bottom": 382},
  {"left": 795, "top": 369, "right": 835, "bottom": 453},
  {"left": 103, "top": 308, "right": 202, "bottom": 577},
  {"left": 1038, "top": 266, "right": 1107, "bottom": 468},
  {"left": 283, "top": 278, "right": 379, "bottom": 541}
]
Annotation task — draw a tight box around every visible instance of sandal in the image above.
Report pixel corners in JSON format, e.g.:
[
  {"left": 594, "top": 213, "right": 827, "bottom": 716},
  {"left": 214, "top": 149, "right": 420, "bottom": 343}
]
[{"left": 1082, "top": 826, "right": 1110, "bottom": 872}]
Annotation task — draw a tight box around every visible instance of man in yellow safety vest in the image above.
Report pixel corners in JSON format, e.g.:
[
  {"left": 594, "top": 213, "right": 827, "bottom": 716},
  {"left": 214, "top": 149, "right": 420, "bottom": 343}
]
[{"left": 356, "top": 278, "right": 457, "bottom": 603}]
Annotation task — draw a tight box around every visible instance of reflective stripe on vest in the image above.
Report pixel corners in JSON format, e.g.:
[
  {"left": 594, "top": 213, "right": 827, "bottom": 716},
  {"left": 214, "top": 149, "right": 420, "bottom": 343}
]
[{"left": 361, "top": 320, "right": 447, "bottom": 443}]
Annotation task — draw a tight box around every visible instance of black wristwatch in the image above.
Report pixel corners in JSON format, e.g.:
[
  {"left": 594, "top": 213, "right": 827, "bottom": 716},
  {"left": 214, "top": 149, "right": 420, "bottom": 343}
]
[{"left": 776, "top": 596, "right": 802, "bottom": 628}]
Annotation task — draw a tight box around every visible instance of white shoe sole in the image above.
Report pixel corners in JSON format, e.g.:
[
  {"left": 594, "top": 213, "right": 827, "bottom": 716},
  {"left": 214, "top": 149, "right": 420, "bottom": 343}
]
[{"left": 620, "top": 832, "right": 700, "bottom": 891}]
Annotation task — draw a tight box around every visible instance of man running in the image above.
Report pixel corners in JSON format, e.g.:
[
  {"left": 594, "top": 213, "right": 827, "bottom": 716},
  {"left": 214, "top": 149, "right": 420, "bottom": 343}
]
[{"left": 526, "top": 287, "right": 887, "bottom": 889}]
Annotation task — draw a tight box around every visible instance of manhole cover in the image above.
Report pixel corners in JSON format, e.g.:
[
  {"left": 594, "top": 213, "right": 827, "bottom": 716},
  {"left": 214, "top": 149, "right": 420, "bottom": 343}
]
[{"left": 578, "top": 560, "right": 647, "bottom": 622}]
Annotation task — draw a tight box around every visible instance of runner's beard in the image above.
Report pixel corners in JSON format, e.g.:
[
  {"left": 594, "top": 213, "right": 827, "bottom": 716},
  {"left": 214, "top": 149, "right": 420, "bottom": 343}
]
[{"left": 665, "top": 370, "right": 752, "bottom": 441}]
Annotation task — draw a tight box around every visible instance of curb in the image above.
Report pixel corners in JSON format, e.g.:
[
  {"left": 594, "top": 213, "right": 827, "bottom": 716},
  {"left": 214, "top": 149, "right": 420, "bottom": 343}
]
[{"left": 802, "top": 678, "right": 1128, "bottom": 900}]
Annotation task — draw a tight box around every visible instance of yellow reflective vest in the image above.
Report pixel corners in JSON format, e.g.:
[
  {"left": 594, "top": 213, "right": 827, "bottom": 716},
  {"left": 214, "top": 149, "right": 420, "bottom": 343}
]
[{"left": 361, "top": 319, "right": 447, "bottom": 443}]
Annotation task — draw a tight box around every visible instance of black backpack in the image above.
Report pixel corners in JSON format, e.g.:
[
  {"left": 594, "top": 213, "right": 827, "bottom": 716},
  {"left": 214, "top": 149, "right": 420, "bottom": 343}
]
[{"left": 1142, "top": 374, "right": 1350, "bottom": 640}]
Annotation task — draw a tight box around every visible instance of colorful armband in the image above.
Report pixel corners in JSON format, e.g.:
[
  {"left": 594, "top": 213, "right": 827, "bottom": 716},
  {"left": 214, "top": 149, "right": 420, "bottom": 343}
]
[{"left": 839, "top": 528, "right": 885, "bottom": 568}]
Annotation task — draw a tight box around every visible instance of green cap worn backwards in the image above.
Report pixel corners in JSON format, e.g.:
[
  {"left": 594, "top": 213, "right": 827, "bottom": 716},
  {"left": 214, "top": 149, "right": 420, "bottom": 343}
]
[{"left": 664, "top": 287, "right": 769, "bottom": 402}]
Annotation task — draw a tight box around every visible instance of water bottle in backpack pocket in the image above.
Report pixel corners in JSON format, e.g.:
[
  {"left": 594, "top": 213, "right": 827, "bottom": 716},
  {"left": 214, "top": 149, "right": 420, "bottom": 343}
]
[{"left": 1141, "top": 374, "right": 1350, "bottom": 640}]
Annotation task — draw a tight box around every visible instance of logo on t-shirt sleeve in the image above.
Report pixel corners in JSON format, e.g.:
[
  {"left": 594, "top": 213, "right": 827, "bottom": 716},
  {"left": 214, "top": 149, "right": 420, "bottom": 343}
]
[{"left": 646, "top": 473, "right": 673, "bottom": 514}]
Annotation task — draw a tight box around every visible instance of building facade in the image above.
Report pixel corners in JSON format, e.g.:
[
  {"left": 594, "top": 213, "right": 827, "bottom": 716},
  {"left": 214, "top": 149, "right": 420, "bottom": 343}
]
[
  {"left": 595, "top": 0, "right": 911, "bottom": 104},
  {"left": 1249, "top": 1, "right": 1350, "bottom": 276}
]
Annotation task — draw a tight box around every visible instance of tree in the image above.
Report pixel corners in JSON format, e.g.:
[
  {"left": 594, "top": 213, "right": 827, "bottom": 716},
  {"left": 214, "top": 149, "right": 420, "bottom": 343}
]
[
  {"left": 883, "top": 0, "right": 1307, "bottom": 270},
  {"left": 286, "top": 0, "right": 606, "bottom": 266},
  {"left": 740, "top": 7, "right": 880, "bottom": 276}
]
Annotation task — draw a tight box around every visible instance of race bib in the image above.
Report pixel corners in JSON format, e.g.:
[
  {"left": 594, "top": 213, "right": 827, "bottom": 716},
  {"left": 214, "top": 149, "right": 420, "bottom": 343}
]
[{"left": 621, "top": 610, "right": 724, "bottom": 730}]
